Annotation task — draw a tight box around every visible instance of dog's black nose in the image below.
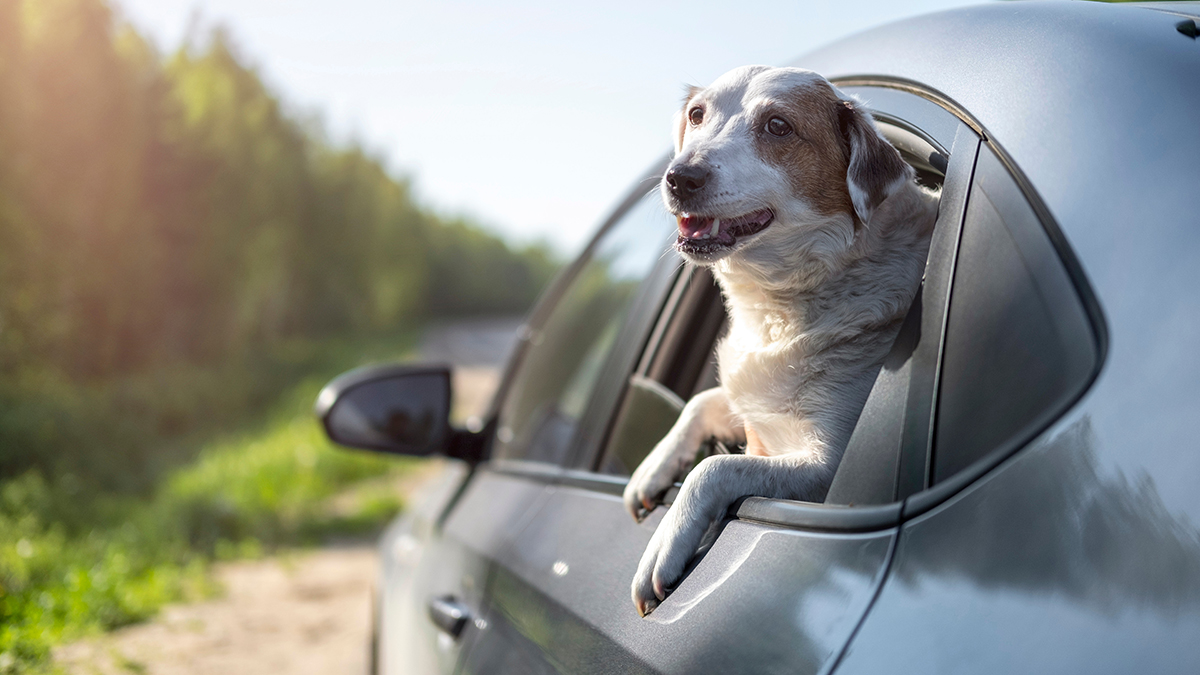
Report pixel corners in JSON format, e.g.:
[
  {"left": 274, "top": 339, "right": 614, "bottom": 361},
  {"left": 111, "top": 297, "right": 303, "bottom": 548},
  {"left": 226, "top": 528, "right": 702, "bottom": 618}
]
[{"left": 665, "top": 165, "right": 710, "bottom": 198}]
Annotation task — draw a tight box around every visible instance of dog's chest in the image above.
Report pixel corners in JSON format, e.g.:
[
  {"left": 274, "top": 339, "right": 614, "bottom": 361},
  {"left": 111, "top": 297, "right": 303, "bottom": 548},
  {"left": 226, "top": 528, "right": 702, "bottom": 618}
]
[{"left": 715, "top": 320, "right": 813, "bottom": 412}]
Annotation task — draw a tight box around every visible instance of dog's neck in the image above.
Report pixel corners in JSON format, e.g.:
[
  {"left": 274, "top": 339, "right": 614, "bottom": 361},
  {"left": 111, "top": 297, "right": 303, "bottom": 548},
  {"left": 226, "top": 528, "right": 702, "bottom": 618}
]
[
  {"left": 715, "top": 261, "right": 826, "bottom": 348},
  {"left": 713, "top": 185, "right": 938, "bottom": 352}
]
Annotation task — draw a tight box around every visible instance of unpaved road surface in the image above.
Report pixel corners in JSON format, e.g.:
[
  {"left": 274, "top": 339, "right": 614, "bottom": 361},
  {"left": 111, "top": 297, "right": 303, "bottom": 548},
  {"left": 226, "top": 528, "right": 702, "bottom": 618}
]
[
  {"left": 57, "top": 546, "right": 377, "bottom": 675},
  {"left": 424, "top": 315, "right": 522, "bottom": 424},
  {"left": 56, "top": 317, "right": 521, "bottom": 675}
]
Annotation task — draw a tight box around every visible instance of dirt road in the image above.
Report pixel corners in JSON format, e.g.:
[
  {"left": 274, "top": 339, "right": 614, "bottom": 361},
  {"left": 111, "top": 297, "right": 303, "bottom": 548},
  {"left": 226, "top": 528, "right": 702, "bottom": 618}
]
[
  {"left": 56, "top": 546, "right": 377, "bottom": 675},
  {"left": 56, "top": 317, "right": 521, "bottom": 675}
]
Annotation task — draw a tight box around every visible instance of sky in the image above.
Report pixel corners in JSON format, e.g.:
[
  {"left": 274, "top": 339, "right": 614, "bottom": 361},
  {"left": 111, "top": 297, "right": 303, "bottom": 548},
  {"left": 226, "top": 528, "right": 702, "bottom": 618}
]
[{"left": 114, "top": 0, "right": 981, "bottom": 256}]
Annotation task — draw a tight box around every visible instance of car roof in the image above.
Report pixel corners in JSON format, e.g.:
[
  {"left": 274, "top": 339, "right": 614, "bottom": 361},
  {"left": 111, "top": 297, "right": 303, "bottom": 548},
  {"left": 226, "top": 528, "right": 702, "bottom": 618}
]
[
  {"left": 794, "top": 0, "right": 1199, "bottom": 259},
  {"left": 1138, "top": 1, "right": 1200, "bottom": 19}
]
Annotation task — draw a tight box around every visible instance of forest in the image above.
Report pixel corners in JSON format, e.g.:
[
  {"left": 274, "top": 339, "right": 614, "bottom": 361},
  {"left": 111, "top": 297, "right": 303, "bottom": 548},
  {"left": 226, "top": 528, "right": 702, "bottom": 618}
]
[
  {"left": 0, "top": 0, "right": 556, "bottom": 669},
  {"left": 0, "top": 0, "right": 555, "bottom": 487}
]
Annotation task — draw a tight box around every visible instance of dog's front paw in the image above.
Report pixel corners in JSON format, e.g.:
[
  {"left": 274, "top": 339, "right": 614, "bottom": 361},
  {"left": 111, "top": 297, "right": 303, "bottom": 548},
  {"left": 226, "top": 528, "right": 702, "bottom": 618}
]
[
  {"left": 630, "top": 504, "right": 706, "bottom": 617},
  {"left": 623, "top": 455, "right": 680, "bottom": 523}
]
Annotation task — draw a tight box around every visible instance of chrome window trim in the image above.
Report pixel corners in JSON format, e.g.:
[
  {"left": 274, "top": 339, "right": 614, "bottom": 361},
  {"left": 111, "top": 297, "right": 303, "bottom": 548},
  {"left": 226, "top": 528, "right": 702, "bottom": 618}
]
[{"left": 484, "top": 459, "right": 905, "bottom": 532}]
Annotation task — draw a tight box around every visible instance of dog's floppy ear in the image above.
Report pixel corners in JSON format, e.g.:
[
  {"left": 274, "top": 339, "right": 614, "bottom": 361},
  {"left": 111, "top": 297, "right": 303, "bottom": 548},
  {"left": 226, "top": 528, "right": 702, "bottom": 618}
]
[
  {"left": 673, "top": 85, "right": 703, "bottom": 154},
  {"left": 838, "top": 99, "right": 911, "bottom": 226}
]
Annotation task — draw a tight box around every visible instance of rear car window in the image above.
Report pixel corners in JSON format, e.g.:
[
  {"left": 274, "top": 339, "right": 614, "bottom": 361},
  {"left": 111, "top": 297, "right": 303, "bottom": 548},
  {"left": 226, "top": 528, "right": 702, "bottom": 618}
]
[{"left": 932, "top": 146, "right": 1097, "bottom": 484}]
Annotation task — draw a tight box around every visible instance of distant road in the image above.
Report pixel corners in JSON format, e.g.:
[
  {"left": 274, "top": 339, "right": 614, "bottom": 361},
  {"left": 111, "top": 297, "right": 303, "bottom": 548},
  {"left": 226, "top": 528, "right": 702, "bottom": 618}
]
[
  {"left": 418, "top": 315, "right": 524, "bottom": 369},
  {"left": 419, "top": 316, "right": 524, "bottom": 424}
]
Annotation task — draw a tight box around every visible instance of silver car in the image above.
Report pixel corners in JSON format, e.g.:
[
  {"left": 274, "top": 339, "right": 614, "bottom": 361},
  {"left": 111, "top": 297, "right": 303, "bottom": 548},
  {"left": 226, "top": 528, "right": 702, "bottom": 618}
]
[{"left": 316, "top": 2, "right": 1200, "bottom": 673}]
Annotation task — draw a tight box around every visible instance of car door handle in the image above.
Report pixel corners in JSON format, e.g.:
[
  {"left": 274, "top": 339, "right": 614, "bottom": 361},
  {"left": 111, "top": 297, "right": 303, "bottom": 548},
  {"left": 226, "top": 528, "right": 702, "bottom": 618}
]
[{"left": 427, "top": 595, "right": 471, "bottom": 639}]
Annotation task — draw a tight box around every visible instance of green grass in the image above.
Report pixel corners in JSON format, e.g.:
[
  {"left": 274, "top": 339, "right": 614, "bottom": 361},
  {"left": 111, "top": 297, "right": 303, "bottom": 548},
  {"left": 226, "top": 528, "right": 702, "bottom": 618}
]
[
  {"left": 162, "top": 381, "right": 414, "bottom": 552},
  {"left": 0, "top": 334, "right": 425, "bottom": 673}
]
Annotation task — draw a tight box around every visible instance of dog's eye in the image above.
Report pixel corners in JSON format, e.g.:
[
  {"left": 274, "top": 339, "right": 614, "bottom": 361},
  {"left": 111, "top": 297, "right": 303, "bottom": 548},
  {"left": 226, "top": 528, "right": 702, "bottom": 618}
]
[
  {"left": 766, "top": 117, "right": 793, "bottom": 137},
  {"left": 688, "top": 107, "right": 704, "bottom": 126}
]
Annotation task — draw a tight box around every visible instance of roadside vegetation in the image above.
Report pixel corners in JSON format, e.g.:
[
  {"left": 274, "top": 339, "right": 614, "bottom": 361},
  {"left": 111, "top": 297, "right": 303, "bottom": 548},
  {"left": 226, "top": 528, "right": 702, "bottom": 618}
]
[
  {"left": 0, "top": 0, "right": 557, "bottom": 671},
  {"left": 1, "top": 335, "right": 423, "bottom": 673}
]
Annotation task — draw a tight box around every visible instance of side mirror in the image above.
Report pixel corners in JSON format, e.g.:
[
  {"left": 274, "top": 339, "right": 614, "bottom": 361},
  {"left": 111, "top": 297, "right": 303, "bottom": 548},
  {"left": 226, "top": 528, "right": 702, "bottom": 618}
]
[{"left": 314, "top": 364, "right": 453, "bottom": 456}]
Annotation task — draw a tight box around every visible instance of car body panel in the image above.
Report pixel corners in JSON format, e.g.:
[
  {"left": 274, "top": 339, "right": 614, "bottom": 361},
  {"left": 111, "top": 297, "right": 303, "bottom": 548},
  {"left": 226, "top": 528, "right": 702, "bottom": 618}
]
[
  {"left": 376, "top": 460, "right": 472, "bottom": 674},
  {"left": 461, "top": 467, "right": 897, "bottom": 675},
  {"left": 832, "top": 406, "right": 1200, "bottom": 674},
  {"left": 377, "top": 463, "right": 550, "bottom": 675}
]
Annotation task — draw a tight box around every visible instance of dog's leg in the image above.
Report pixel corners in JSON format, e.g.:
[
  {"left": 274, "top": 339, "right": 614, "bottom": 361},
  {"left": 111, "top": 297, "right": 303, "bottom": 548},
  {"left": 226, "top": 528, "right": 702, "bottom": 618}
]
[
  {"left": 631, "top": 452, "right": 834, "bottom": 617},
  {"left": 623, "top": 387, "right": 744, "bottom": 522}
]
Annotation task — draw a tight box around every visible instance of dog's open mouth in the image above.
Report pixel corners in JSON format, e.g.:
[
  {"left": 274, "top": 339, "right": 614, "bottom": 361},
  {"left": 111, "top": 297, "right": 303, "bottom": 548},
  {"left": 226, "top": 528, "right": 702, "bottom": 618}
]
[{"left": 674, "top": 208, "right": 774, "bottom": 256}]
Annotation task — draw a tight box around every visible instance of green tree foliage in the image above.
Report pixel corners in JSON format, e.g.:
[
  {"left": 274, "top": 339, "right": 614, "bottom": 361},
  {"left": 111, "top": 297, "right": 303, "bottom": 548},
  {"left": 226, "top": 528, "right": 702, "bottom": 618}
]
[{"left": 0, "top": 0, "right": 557, "bottom": 485}]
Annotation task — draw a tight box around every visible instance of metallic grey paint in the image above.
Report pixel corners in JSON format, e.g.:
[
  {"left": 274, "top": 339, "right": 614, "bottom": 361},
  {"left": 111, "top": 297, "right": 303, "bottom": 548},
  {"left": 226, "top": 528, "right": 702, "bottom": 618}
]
[
  {"left": 377, "top": 467, "right": 549, "bottom": 674},
  {"left": 834, "top": 410, "right": 1200, "bottom": 674},
  {"left": 462, "top": 472, "right": 896, "bottom": 675}
]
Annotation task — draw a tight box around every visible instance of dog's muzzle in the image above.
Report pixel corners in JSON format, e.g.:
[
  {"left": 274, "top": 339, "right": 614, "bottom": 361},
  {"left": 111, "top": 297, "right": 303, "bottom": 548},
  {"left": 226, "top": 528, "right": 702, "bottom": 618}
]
[{"left": 674, "top": 209, "right": 774, "bottom": 259}]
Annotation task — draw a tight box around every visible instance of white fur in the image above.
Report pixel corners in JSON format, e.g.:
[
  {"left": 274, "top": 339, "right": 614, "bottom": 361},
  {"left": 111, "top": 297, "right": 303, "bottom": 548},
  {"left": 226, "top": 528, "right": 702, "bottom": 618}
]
[{"left": 625, "top": 66, "right": 939, "bottom": 617}]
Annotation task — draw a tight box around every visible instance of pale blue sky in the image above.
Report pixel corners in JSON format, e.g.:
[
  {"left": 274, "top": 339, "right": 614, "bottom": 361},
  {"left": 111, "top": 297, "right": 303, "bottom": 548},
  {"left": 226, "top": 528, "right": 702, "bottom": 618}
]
[{"left": 115, "top": 0, "right": 981, "bottom": 255}]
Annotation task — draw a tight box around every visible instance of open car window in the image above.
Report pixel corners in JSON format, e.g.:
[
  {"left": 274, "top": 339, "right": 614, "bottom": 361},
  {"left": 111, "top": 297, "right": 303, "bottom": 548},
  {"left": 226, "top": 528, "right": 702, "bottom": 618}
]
[{"left": 594, "top": 88, "right": 971, "bottom": 511}]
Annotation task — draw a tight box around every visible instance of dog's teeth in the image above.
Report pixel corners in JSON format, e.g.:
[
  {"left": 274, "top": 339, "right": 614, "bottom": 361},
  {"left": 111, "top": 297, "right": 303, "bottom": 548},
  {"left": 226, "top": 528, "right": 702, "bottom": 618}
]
[{"left": 709, "top": 218, "right": 721, "bottom": 238}]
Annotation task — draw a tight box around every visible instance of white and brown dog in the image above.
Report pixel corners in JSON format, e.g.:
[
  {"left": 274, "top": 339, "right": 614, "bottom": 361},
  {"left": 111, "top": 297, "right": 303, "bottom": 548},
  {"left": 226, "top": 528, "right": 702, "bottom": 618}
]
[{"left": 624, "top": 66, "right": 939, "bottom": 616}]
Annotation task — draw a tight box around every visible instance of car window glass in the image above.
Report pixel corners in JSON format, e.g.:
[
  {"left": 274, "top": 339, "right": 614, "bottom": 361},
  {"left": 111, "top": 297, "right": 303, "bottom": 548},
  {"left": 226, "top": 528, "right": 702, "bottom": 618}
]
[
  {"left": 493, "top": 192, "right": 676, "bottom": 465},
  {"left": 933, "top": 146, "right": 1096, "bottom": 484}
]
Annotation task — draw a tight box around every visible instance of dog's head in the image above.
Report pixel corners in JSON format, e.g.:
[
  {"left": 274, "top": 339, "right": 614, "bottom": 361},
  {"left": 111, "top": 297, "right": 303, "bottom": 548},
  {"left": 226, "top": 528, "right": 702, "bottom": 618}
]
[{"left": 662, "top": 66, "right": 911, "bottom": 268}]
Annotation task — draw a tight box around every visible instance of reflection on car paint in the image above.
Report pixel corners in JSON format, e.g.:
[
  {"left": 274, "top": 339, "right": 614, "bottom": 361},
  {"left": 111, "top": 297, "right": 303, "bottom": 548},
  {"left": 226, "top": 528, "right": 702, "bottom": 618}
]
[{"left": 838, "top": 412, "right": 1200, "bottom": 673}]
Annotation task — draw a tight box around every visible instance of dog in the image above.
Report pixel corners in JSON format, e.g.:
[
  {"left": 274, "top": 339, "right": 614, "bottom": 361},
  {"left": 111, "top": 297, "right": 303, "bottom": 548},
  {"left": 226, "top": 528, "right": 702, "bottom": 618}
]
[{"left": 623, "top": 66, "right": 939, "bottom": 617}]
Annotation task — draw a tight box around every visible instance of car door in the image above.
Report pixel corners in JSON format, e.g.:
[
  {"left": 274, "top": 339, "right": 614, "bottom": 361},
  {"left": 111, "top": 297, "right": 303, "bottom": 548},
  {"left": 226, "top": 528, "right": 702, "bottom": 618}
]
[
  {"left": 374, "top": 180, "right": 675, "bottom": 675},
  {"left": 459, "top": 88, "right": 981, "bottom": 675},
  {"left": 416, "top": 182, "right": 676, "bottom": 674},
  {"left": 376, "top": 453, "right": 556, "bottom": 675}
]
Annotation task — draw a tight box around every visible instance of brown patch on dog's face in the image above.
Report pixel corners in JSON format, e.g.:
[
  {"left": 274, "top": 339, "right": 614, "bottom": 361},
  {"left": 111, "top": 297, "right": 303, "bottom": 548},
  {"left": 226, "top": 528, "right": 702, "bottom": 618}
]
[{"left": 752, "top": 84, "right": 853, "bottom": 218}]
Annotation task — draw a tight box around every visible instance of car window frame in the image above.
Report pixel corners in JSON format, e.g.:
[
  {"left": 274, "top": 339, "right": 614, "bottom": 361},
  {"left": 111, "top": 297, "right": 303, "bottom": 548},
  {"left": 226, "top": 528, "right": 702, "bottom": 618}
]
[
  {"left": 902, "top": 148, "right": 1109, "bottom": 519},
  {"left": 522, "top": 84, "right": 973, "bottom": 528},
  {"left": 841, "top": 80, "right": 1107, "bottom": 521},
  {"left": 929, "top": 144, "right": 1099, "bottom": 486}
]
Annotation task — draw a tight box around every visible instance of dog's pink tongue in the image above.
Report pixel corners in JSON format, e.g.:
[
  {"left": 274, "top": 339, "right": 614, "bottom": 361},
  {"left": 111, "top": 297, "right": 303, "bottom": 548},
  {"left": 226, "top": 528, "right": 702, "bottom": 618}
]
[{"left": 677, "top": 214, "right": 714, "bottom": 239}]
